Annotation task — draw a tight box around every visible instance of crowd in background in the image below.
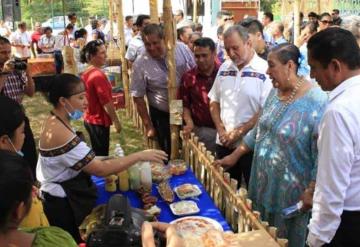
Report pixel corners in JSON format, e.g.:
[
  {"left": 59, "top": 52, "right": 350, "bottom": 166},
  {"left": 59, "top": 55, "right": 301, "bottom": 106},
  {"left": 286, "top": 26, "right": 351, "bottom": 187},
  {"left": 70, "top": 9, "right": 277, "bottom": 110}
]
[{"left": 1, "top": 7, "right": 360, "bottom": 247}]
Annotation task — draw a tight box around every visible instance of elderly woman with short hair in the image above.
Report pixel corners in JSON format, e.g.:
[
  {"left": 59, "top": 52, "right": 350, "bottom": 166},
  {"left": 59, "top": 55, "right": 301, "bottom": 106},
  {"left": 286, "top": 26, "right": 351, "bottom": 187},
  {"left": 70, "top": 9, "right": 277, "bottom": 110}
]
[{"left": 215, "top": 44, "right": 328, "bottom": 247}]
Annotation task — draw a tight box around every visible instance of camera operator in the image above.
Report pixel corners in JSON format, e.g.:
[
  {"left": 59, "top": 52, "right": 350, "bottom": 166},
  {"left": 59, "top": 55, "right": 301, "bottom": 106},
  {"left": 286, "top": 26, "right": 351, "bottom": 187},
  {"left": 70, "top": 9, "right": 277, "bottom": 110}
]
[{"left": 0, "top": 36, "right": 37, "bottom": 177}]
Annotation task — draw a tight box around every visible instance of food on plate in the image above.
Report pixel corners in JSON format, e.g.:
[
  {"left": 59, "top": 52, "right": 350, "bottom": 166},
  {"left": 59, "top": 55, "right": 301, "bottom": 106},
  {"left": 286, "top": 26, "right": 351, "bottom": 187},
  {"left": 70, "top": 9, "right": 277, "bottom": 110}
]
[
  {"left": 171, "top": 216, "right": 223, "bottom": 238},
  {"left": 169, "top": 159, "right": 187, "bottom": 175},
  {"left": 151, "top": 162, "right": 172, "bottom": 183},
  {"left": 158, "top": 181, "right": 174, "bottom": 203},
  {"left": 170, "top": 200, "right": 200, "bottom": 216},
  {"left": 201, "top": 230, "right": 241, "bottom": 247},
  {"left": 137, "top": 190, "right": 158, "bottom": 210},
  {"left": 174, "top": 183, "right": 202, "bottom": 199},
  {"left": 146, "top": 205, "right": 161, "bottom": 216}
]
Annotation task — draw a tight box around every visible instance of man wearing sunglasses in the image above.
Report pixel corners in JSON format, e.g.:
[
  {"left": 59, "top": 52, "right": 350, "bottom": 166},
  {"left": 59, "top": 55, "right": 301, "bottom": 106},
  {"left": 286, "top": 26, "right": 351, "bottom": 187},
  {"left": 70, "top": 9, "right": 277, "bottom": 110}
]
[
  {"left": 318, "top": 12, "right": 333, "bottom": 31},
  {"left": 332, "top": 9, "right": 342, "bottom": 26}
]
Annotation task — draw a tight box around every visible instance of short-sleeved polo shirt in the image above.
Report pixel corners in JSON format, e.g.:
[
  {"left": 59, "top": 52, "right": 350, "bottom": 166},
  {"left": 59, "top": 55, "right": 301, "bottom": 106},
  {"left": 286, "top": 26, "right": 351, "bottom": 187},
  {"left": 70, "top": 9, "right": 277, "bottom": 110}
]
[{"left": 208, "top": 53, "right": 272, "bottom": 146}]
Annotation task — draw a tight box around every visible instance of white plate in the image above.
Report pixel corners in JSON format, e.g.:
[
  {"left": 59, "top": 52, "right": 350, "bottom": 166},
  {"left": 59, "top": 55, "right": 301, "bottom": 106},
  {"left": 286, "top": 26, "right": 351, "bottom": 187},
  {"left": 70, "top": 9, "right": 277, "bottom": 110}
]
[
  {"left": 170, "top": 200, "right": 200, "bottom": 216},
  {"left": 174, "top": 184, "right": 202, "bottom": 199},
  {"left": 170, "top": 216, "right": 223, "bottom": 238}
]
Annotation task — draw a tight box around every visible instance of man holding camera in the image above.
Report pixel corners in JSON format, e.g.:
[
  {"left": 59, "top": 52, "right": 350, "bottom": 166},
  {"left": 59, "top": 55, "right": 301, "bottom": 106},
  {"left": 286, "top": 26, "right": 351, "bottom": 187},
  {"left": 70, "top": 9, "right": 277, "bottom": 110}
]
[{"left": 0, "top": 36, "right": 37, "bottom": 177}]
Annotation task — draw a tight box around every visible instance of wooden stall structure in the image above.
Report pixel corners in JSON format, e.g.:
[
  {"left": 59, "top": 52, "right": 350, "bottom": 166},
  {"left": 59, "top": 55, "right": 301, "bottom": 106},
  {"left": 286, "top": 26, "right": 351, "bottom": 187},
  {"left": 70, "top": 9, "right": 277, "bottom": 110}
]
[
  {"left": 222, "top": 0, "right": 260, "bottom": 23},
  {"left": 280, "top": 0, "right": 333, "bottom": 21},
  {"left": 181, "top": 132, "right": 288, "bottom": 246}
]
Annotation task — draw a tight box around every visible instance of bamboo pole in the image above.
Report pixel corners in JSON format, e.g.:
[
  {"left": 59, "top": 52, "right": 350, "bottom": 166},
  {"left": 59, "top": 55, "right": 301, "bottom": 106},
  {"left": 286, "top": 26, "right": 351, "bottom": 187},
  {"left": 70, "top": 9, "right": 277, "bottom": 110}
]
[
  {"left": 115, "top": 0, "right": 130, "bottom": 113},
  {"left": 150, "top": 0, "right": 159, "bottom": 24},
  {"left": 293, "top": 0, "right": 300, "bottom": 45},
  {"left": 109, "top": 0, "right": 114, "bottom": 40},
  {"left": 317, "top": 0, "right": 321, "bottom": 14},
  {"left": 163, "top": 0, "right": 180, "bottom": 159},
  {"left": 193, "top": 0, "right": 198, "bottom": 23}
]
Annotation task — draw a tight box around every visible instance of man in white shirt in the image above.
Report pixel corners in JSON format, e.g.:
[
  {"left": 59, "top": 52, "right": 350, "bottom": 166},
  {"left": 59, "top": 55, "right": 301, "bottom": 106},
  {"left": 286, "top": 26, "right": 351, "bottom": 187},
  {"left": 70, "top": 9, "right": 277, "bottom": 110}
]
[
  {"left": 124, "top": 15, "right": 134, "bottom": 47},
  {"left": 125, "top": 14, "right": 151, "bottom": 65},
  {"left": 307, "top": 27, "right": 360, "bottom": 247},
  {"left": 208, "top": 25, "right": 272, "bottom": 186},
  {"left": 67, "top": 12, "right": 77, "bottom": 39},
  {"left": 9, "top": 22, "right": 31, "bottom": 60}
]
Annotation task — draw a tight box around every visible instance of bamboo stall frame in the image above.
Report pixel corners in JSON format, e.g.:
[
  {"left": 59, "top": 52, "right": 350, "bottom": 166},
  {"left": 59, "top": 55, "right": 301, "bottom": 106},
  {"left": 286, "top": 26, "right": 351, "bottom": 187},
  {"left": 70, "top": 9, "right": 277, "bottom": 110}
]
[
  {"left": 109, "top": 0, "right": 114, "bottom": 41},
  {"left": 193, "top": 0, "right": 198, "bottom": 23},
  {"left": 164, "top": 0, "right": 180, "bottom": 159},
  {"left": 115, "top": 0, "right": 130, "bottom": 114},
  {"left": 150, "top": 0, "right": 159, "bottom": 24}
]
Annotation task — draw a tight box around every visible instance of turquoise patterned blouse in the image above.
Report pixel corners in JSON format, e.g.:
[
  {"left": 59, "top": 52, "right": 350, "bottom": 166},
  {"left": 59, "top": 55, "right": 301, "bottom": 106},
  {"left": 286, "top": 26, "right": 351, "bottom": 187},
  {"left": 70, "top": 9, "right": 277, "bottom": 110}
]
[{"left": 243, "top": 86, "right": 328, "bottom": 213}]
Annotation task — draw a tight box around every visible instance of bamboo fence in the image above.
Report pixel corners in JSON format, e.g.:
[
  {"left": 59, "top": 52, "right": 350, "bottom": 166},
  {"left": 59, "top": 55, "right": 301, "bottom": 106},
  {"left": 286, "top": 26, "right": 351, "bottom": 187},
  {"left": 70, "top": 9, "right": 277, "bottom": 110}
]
[{"left": 119, "top": 1, "right": 287, "bottom": 244}]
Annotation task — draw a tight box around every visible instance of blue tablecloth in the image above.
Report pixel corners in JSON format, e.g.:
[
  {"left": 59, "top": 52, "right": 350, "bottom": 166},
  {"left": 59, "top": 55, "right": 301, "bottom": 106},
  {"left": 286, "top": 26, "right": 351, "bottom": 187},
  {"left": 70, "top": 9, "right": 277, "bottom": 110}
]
[{"left": 92, "top": 169, "right": 231, "bottom": 231}]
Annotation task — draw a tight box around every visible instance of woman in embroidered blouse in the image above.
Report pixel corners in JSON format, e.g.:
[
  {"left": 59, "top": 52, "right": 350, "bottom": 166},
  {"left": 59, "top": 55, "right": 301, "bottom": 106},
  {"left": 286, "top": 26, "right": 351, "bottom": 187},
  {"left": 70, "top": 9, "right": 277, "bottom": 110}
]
[
  {"left": 37, "top": 74, "right": 167, "bottom": 242},
  {"left": 215, "top": 44, "right": 328, "bottom": 247}
]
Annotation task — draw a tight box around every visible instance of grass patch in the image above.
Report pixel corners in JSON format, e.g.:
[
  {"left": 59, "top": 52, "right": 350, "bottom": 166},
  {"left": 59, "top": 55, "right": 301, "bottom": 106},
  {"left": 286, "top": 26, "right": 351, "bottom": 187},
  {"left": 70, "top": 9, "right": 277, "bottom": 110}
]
[{"left": 23, "top": 93, "right": 144, "bottom": 155}]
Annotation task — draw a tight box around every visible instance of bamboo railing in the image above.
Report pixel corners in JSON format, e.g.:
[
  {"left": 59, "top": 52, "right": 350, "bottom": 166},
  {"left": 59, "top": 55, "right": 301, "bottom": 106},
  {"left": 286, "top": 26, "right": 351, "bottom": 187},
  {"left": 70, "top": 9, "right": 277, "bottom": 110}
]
[{"left": 181, "top": 132, "right": 288, "bottom": 247}]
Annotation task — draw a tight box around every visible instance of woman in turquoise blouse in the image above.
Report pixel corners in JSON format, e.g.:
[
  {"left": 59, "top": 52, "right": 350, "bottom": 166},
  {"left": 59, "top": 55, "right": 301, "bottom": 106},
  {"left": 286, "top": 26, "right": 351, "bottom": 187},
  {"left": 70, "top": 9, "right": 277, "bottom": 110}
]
[{"left": 215, "top": 43, "right": 327, "bottom": 247}]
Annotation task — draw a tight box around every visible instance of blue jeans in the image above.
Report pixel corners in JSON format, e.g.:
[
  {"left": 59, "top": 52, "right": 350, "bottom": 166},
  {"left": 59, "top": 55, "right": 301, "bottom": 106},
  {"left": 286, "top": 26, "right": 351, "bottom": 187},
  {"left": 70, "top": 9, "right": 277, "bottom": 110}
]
[{"left": 54, "top": 50, "right": 63, "bottom": 74}]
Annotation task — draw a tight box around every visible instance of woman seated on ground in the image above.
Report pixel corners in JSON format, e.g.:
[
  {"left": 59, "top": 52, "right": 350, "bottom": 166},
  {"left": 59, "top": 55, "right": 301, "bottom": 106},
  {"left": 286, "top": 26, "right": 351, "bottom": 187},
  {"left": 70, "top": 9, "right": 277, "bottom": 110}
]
[
  {"left": 215, "top": 44, "right": 328, "bottom": 247},
  {"left": 38, "top": 27, "right": 56, "bottom": 54},
  {"left": 0, "top": 96, "right": 49, "bottom": 229},
  {"left": 37, "top": 73, "right": 167, "bottom": 243},
  {"left": 0, "top": 150, "right": 77, "bottom": 247}
]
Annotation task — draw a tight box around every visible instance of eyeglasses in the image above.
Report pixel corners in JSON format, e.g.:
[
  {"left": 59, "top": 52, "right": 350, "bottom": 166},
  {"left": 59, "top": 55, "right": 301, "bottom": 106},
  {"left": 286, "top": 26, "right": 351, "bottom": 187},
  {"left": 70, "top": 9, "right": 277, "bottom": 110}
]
[
  {"left": 224, "top": 17, "right": 234, "bottom": 22},
  {"left": 320, "top": 20, "right": 333, "bottom": 25}
]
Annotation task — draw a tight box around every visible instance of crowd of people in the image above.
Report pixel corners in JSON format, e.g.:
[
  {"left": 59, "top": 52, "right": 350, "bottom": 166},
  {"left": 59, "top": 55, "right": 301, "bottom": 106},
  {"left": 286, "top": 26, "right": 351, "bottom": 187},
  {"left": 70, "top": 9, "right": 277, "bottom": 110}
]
[{"left": 0, "top": 7, "right": 360, "bottom": 247}]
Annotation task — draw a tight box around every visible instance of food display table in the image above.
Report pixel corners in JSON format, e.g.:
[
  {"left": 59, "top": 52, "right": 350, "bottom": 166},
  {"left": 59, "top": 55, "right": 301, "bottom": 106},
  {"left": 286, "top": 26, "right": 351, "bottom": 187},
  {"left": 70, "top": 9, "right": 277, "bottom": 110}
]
[{"left": 92, "top": 168, "right": 231, "bottom": 231}]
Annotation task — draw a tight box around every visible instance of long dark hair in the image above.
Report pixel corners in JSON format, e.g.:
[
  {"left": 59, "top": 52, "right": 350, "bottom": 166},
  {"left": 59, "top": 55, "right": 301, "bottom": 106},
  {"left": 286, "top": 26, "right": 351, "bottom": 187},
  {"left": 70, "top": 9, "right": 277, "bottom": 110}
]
[
  {"left": 0, "top": 96, "right": 25, "bottom": 139},
  {"left": 42, "top": 73, "right": 84, "bottom": 107},
  {"left": 0, "top": 150, "right": 33, "bottom": 233},
  {"left": 80, "top": 39, "right": 104, "bottom": 64}
]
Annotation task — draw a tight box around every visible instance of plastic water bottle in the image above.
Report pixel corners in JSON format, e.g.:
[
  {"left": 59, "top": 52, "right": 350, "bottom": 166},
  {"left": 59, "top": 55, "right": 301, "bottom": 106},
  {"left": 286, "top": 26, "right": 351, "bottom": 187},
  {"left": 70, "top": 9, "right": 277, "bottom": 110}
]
[
  {"left": 114, "top": 144, "right": 124, "bottom": 157},
  {"left": 140, "top": 161, "right": 152, "bottom": 192},
  {"left": 281, "top": 201, "right": 304, "bottom": 219},
  {"left": 114, "top": 144, "right": 129, "bottom": 192}
]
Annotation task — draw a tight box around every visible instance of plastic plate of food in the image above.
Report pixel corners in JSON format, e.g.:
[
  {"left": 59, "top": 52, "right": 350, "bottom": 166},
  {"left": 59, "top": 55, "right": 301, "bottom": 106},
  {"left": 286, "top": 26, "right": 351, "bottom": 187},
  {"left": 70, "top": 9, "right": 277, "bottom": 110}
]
[
  {"left": 150, "top": 162, "right": 172, "bottom": 183},
  {"left": 174, "top": 183, "right": 202, "bottom": 199},
  {"left": 168, "top": 159, "right": 187, "bottom": 175},
  {"left": 170, "top": 216, "right": 223, "bottom": 238},
  {"left": 170, "top": 200, "right": 200, "bottom": 216}
]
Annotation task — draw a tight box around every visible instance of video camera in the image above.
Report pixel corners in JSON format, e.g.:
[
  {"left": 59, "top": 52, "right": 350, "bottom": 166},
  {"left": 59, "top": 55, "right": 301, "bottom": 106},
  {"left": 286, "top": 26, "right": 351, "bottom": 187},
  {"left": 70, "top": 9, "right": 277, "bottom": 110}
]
[
  {"left": 86, "top": 194, "right": 161, "bottom": 247},
  {"left": 8, "top": 57, "right": 27, "bottom": 71}
]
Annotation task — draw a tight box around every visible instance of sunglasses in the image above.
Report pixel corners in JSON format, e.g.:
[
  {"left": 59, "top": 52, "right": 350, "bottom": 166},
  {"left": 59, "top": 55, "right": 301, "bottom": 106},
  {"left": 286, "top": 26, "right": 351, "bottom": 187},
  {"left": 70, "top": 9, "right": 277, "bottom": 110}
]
[
  {"left": 320, "top": 20, "right": 333, "bottom": 25},
  {"left": 224, "top": 17, "right": 234, "bottom": 21}
]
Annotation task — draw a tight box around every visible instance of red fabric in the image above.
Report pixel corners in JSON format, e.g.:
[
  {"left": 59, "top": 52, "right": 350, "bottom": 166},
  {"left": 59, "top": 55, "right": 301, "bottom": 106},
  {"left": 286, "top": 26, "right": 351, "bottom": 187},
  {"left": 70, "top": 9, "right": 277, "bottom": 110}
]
[
  {"left": 31, "top": 31, "right": 42, "bottom": 43},
  {"left": 177, "top": 62, "right": 220, "bottom": 128},
  {"left": 112, "top": 92, "right": 125, "bottom": 109},
  {"left": 82, "top": 67, "right": 113, "bottom": 127}
]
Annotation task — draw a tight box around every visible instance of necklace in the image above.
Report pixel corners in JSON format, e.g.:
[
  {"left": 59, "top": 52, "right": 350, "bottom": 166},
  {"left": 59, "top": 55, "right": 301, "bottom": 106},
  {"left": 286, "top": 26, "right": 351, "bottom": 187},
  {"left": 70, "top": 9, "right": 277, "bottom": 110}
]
[
  {"left": 255, "top": 77, "right": 304, "bottom": 143},
  {"left": 50, "top": 111, "right": 75, "bottom": 134}
]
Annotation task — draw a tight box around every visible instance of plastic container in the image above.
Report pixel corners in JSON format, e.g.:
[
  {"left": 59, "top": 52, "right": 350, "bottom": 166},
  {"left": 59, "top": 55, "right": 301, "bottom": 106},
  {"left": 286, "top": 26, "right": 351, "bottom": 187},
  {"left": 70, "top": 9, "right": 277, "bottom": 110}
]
[
  {"left": 105, "top": 175, "right": 118, "bottom": 192},
  {"left": 128, "top": 163, "right": 141, "bottom": 190},
  {"left": 114, "top": 144, "right": 129, "bottom": 191},
  {"left": 140, "top": 161, "right": 152, "bottom": 192},
  {"left": 118, "top": 170, "right": 129, "bottom": 192}
]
